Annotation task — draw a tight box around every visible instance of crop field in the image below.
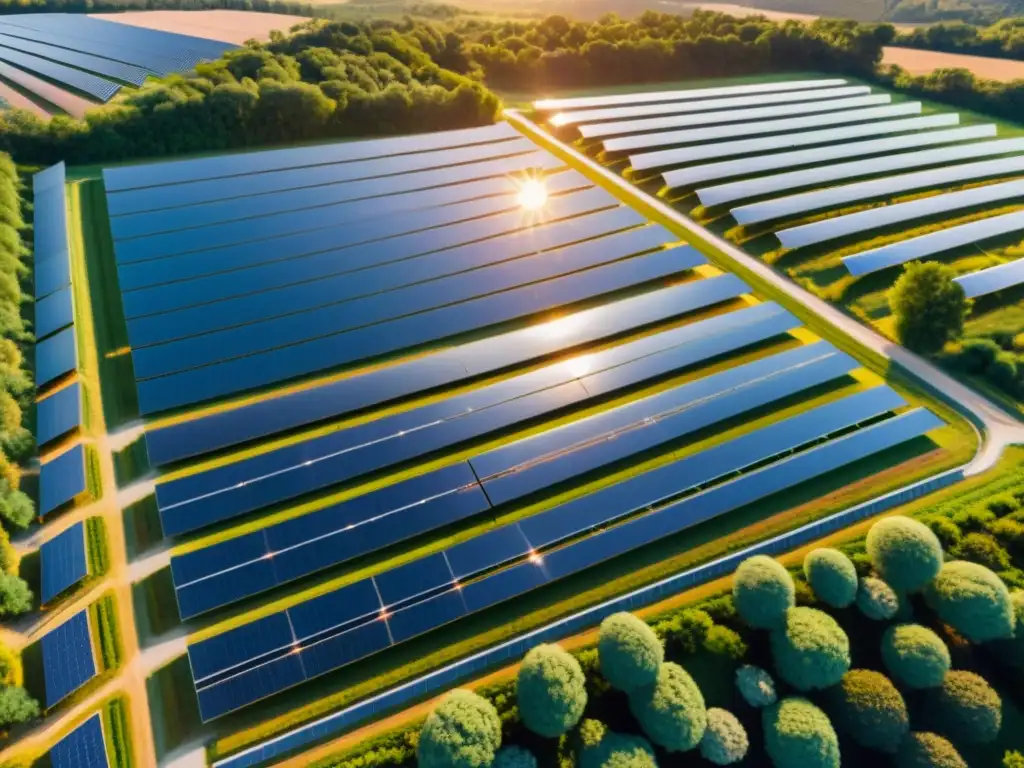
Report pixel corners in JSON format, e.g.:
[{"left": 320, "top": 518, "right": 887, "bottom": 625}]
[
  {"left": 93, "top": 10, "right": 314, "bottom": 46},
  {"left": 544, "top": 75, "right": 1024, "bottom": 414}
]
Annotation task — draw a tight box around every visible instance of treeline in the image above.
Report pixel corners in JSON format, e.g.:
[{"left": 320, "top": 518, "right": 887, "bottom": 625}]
[
  {"left": 0, "top": 0, "right": 320, "bottom": 17},
  {"left": 896, "top": 18, "right": 1024, "bottom": 60},
  {"left": 886, "top": 0, "right": 1024, "bottom": 25}
]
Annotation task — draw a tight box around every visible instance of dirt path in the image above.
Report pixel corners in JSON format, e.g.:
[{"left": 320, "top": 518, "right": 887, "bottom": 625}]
[{"left": 883, "top": 46, "right": 1024, "bottom": 81}]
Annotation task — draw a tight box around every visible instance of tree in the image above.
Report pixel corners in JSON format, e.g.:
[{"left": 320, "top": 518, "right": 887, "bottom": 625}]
[
  {"left": 629, "top": 662, "right": 706, "bottom": 752},
  {"left": 803, "top": 548, "right": 858, "bottom": 608},
  {"left": 762, "top": 697, "right": 840, "bottom": 768},
  {"left": 896, "top": 732, "right": 968, "bottom": 768},
  {"left": 866, "top": 516, "right": 944, "bottom": 592},
  {"left": 0, "top": 574, "right": 30, "bottom": 617},
  {"left": 857, "top": 576, "right": 901, "bottom": 620},
  {"left": 951, "top": 532, "right": 1012, "bottom": 571},
  {"left": 927, "top": 670, "right": 1002, "bottom": 746},
  {"left": 516, "top": 644, "right": 587, "bottom": 738},
  {"left": 1005, "top": 752, "right": 1024, "bottom": 768},
  {"left": 656, "top": 608, "right": 712, "bottom": 655},
  {"left": 827, "top": 669, "right": 909, "bottom": 753},
  {"left": 597, "top": 612, "right": 663, "bottom": 692},
  {"left": 924, "top": 560, "right": 1015, "bottom": 642},
  {"left": 699, "top": 708, "right": 748, "bottom": 765},
  {"left": 888, "top": 262, "right": 970, "bottom": 354},
  {"left": 418, "top": 690, "right": 501, "bottom": 768},
  {"left": 578, "top": 722, "right": 657, "bottom": 768},
  {"left": 770, "top": 607, "right": 851, "bottom": 691},
  {"left": 0, "top": 687, "right": 38, "bottom": 728},
  {"left": 492, "top": 746, "right": 537, "bottom": 768},
  {"left": 703, "top": 625, "right": 746, "bottom": 660},
  {"left": 732, "top": 555, "right": 795, "bottom": 629},
  {"left": 881, "top": 624, "right": 950, "bottom": 689},
  {"left": 0, "top": 644, "right": 20, "bottom": 687},
  {"left": 990, "top": 590, "right": 1024, "bottom": 668},
  {"left": 735, "top": 665, "right": 776, "bottom": 708},
  {"left": 0, "top": 488, "right": 34, "bottom": 531}
]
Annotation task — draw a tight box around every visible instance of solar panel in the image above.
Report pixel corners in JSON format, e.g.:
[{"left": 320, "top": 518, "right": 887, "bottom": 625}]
[
  {"left": 103, "top": 122, "right": 520, "bottom": 191},
  {"left": 550, "top": 86, "right": 871, "bottom": 127},
  {"left": 144, "top": 282, "right": 769, "bottom": 466},
  {"left": 955, "top": 258, "right": 1024, "bottom": 298},
  {"left": 844, "top": 210, "right": 1024, "bottom": 276},
  {"left": 669, "top": 124, "right": 998, "bottom": 189},
  {"left": 35, "top": 285, "right": 74, "bottom": 341},
  {"left": 42, "top": 610, "right": 96, "bottom": 706},
  {"left": 0, "top": 21, "right": 172, "bottom": 72},
  {"left": 0, "top": 33, "right": 151, "bottom": 85},
  {"left": 35, "top": 325, "right": 76, "bottom": 390},
  {"left": 535, "top": 78, "right": 847, "bottom": 111},
  {"left": 50, "top": 713, "right": 108, "bottom": 768},
  {"left": 0, "top": 45, "right": 120, "bottom": 101},
  {"left": 778, "top": 177, "right": 1024, "bottom": 249},
  {"left": 603, "top": 102, "right": 918, "bottom": 153},
  {"left": 581, "top": 95, "right": 892, "bottom": 140},
  {"left": 37, "top": 382, "right": 81, "bottom": 446},
  {"left": 33, "top": 165, "right": 68, "bottom": 261},
  {"left": 33, "top": 160, "right": 65, "bottom": 194},
  {"left": 40, "top": 443, "right": 86, "bottom": 517},
  {"left": 40, "top": 520, "right": 88, "bottom": 604},
  {"left": 711, "top": 137, "right": 1024, "bottom": 213}
]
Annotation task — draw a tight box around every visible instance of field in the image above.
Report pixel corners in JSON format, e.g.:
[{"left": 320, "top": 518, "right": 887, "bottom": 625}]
[
  {"left": 883, "top": 46, "right": 1024, "bottom": 80},
  {"left": 94, "top": 10, "right": 314, "bottom": 44}
]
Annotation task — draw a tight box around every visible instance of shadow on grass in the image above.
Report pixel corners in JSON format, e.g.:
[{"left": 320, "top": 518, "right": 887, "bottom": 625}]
[
  {"left": 19, "top": 548, "right": 40, "bottom": 609},
  {"left": 113, "top": 437, "right": 150, "bottom": 488},
  {"left": 21, "top": 638, "right": 44, "bottom": 705},
  {"left": 132, "top": 568, "right": 180, "bottom": 641},
  {"left": 123, "top": 496, "right": 162, "bottom": 560},
  {"left": 147, "top": 655, "right": 200, "bottom": 760}
]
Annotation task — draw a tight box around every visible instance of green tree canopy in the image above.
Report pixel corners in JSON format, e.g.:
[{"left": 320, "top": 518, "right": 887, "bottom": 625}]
[
  {"left": 492, "top": 746, "right": 538, "bottom": 768},
  {"left": 0, "top": 573, "right": 31, "bottom": 617},
  {"left": 803, "top": 548, "right": 859, "bottom": 608},
  {"left": 0, "top": 644, "right": 20, "bottom": 687},
  {"left": 0, "top": 686, "right": 37, "bottom": 728},
  {"left": 735, "top": 665, "right": 776, "bottom": 708},
  {"left": 763, "top": 697, "right": 840, "bottom": 768},
  {"left": 0, "top": 487, "right": 34, "bottom": 531},
  {"left": 827, "top": 669, "right": 910, "bottom": 754},
  {"left": 866, "top": 515, "right": 944, "bottom": 592},
  {"left": 578, "top": 721, "right": 657, "bottom": 768},
  {"left": 896, "top": 732, "right": 968, "bottom": 768},
  {"left": 516, "top": 644, "right": 587, "bottom": 738},
  {"left": 418, "top": 689, "right": 501, "bottom": 768},
  {"left": 888, "top": 262, "right": 971, "bottom": 354},
  {"left": 628, "top": 662, "right": 707, "bottom": 752},
  {"left": 990, "top": 590, "right": 1024, "bottom": 668},
  {"left": 732, "top": 555, "right": 795, "bottom": 629},
  {"left": 857, "top": 576, "right": 901, "bottom": 620},
  {"left": 881, "top": 624, "right": 951, "bottom": 689},
  {"left": 699, "top": 708, "right": 748, "bottom": 765},
  {"left": 771, "top": 607, "right": 851, "bottom": 691},
  {"left": 924, "top": 560, "right": 1015, "bottom": 642},
  {"left": 597, "top": 612, "right": 663, "bottom": 693},
  {"left": 927, "top": 670, "right": 1002, "bottom": 746}
]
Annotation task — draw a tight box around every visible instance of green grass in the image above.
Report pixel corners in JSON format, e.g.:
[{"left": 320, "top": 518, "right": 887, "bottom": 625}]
[
  {"left": 147, "top": 655, "right": 201, "bottom": 761},
  {"left": 88, "top": 593, "right": 123, "bottom": 673},
  {"left": 102, "top": 696, "right": 134, "bottom": 768},
  {"left": 85, "top": 516, "right": 110, "bottom": 578},
  {"left": 84, "top": 444, "right": 102, "bottom": 501},
  {"left": 112, "top": 437, "right": 149, "bottom": 488}
]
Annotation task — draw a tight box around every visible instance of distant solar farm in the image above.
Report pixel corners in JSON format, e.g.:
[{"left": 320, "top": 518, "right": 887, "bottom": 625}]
[
  {"left": 0, "top": 14, "right": 233, "bottom": 116},
  {"left": 44, "top": 110, "right": 974, "bottom": 764}
]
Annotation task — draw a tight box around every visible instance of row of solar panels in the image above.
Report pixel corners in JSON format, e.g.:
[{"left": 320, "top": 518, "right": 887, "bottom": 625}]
[
  {"left": 542, "top": 79, "right": 1024, "bottom": 295},
  {"left": 50, "top": 712, "right": 109, "bottom": 768},
  {"left": 40, "top": 520, "right": 89, "bottom": 605},
  {"left": 41, "top": 609, "right": 97, "bottom": 708}
]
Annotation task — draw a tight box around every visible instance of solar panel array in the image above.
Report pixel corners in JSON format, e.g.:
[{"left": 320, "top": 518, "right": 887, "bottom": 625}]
[
  {"left": 50, "top": 713, "right": 109, "bottom": 768},
  {"left": 40, "top": 521, "right": 88, "bottom": 604},
  {"left": 0, "top": 14, "right": 234, "bottom": 106},
  {"left": 36, "top": 382, "right": 81, "bottom": 447},
  {"left": 39, "top": 444, "right": 87, "bottom": 518},
  {"left": 42, "top": 609, "right": 96, "bottom": 707}
]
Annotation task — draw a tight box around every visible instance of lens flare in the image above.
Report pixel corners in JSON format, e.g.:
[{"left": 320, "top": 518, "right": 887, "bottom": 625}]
[{"left": 517, "top": 178, "right": 548, "bottom": 211}]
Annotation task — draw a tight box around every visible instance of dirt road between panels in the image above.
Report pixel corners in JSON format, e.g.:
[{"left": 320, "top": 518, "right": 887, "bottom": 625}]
[
  {"left": 93, "top": 10, "right": 314, "bottom": 44},
  {"left": 883, "top": 46, "right": 1024, "bottom": 81}
]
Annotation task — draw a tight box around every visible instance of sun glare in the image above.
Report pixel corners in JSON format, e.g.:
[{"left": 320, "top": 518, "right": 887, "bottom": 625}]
[{"left": 517, "top": 178, "right": 548, "bottom": 211}]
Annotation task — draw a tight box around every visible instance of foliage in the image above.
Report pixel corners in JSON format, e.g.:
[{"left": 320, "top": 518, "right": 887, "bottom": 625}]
[
  {"left": 417, "top": 690, "right": 501, "bottom": 768},
  {"left": 888, "top": 262, "right": 971, "bottom": 354},
  {"left": 492, "top": 746, "right": 536, "bottom": 768},
  {"left": 881, "top": 624, "right": 950, "bottom": 689},
  {"left": 578, "top": 723, "right": 657, "bottom": 768},
  {"left": 951, "top": 532, "right": 1012, "bottom": 571},
  {"left": 732, "top": 555, "right": 795, "bottom": 629},
  {"left": 0, "top": 573, "right": 30, "bottom": 617},
  {"left": 0, "top": 646, "right": 18, "bottom": 688},
  {"left": 989, "top": 590, "right": 1024, "bottom": 668},
  {"left": 653, "top": 609, "right": 712, "bottom": 655},
  {"left": 866, "top": 516, "right": 944, "bottom": 592},
  {"left": 827, "top": 669, "right": 909, "bottom": 753},
  {"left": 896, "top": 732, "right": 968, "bottom": 768},
  {"left": 896, "top": 19, "right": 1024, "bottom": 60},
  {"left": 1006, "top": 752, "right": 1024, "bottom": 768},
  {"left": 927, "top": 670, "right": 1002, "bottom": 746},
  {"left": 702, "top": 625, "right": 747, "bottom": 660},
  {"left": 735, "top": 665, "right": 776, "bottom": 708},
  {"left": 0, "top": 485, "right": 31, "bottom": 531},
  {"left": 856, "top": 577, "right": 901, "bottom": 621},
  {"left": 924, "top": 560, "right": 1015, "bottom": 642},
  {"left": 803, "top": 548, "right": 859, "bottom": 608},
  {"left": 628, "top": 662, "right": 707, "bottom": 752},
  {"left": 699, "top": 708, "right": 748, "bottom": 765},
  {"left": 598, "top": 613, "right": 663, "bottom": 693},
  {"left": 770, "top": 607, "right": 851, "bottom": 691},
  {"left": 762, "top": 697, "right": 840, "bottom": 768},
  {"left": 0, "top": 686, "right": 37, "bottom": 728},
  {"left": 516, "top": 644, "right": 586, "bottom": 738}
]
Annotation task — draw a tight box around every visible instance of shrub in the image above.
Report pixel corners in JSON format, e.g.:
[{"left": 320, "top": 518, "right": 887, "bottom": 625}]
[
  {"left": 896, "top": 732, "right": 968, "bottom": 768},
  {"left": 0, "top": 573, "right": 31, "bottom": 617},
  {"left": 629, "top": 662, "right": 707, "bottom": 752},
  {"left": 0, "top": 488, "right": 33, "bottom": 531},
  {"left": 732, "top": 555, "right": 795, "bottom": 629},
  {"left": 699, "top": 708, "right": 748, "bottom": 765},
  {"left": 924, "top": 561, "right": 1015, "bottom": 642},
  {"left": 803, "top": 548, "right": 858, "bottom": 608},
  {"left": 1005, "top": 752, "right": 1024, "bottom": 768},
  {"left": 762, "top": 697, "right": 840, "bottom": 768},
  {"left": 417, "top": 690, "right": 501, "bottom": 768},
  {"left": 954, "top": 506, "right": 996, "bottom": 532},
  {"left": 0, "top": 644, "right": 19, "bottom": 687},
  {"left": 989, "top": 590, "right": 1024, "bottom": 668},
  {"left": 881, "top": 624, "right": 950, "bottom": 689},
  {"left": 986, "top": 493, "right": 1020, "bottom": 516},
  {"left": 579, "top": 726, "right": 657, "bottom": 768},
  {"left": 771, "top": 607, "right": 851, "bottom": 691},
  {"left": 928, "top": 670, "right": 1002, "bottom": 745},
  {"left": 924, "top": 516, "right": 963, "bottom": 549},
  {"left": 0, "top": 687, "right": 37, "bottom": 728},
  {"left": 492, "top": 746, "right": 537, "bottom": 768},
  {"left": 951, "top": 533, "right": 1012, "bottom": 571},
  {"left": 655, "top": 609, "right": 712, "bottom": 655},
  {"left": 888, "top": 261, "right": 970, "bottom": 354},
  {"left": 735, "top": 665, "right": 776, "bottom": 708},
  {"left": 598, "top": 613, "right": 663, "bottom": 693},
  {"left": 827, "top": 669, "right": 909, "bottom": 753},
  {"left": 857, "top": 576, "right": 901, "bottom": 620},
  {"left": 517, "top": 644, "right": 587, "bottom": 737},
  {"left": 866, "top": 516, "right": 944, "bottom": 592},
  {"left": 703, "top": 625, "right": 747, "bottom": 660}
]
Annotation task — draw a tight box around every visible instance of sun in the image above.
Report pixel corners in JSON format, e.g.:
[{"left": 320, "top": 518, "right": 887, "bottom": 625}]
[{"left": 517, "top": 178, "right": 548, "bottom": 211}]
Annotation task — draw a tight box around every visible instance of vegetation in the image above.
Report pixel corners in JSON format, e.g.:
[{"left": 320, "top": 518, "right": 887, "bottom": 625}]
[
  {"left": 770, "top": 607, "right": 851, "bottom": 691},
  {"left": 597, "top": 612, "right": 663, "bottom": 693},
  {"left": 896, "top": 731, "right": 968, "bottom": 767},
  {"left": 924, "top": 560, "right": 1015, "bottom": 642},
  {"left": 828, "top": 669, "right": 910, "bottom": 753},
  {"left": 732, "top": 554, "right": 795, "bottom": 629},
  {"left": 627, "top": 662, "right": 706, "bottom": 752},
  {"left": 699, "top": 708, "right": 748, "bottom": 765},
  {"left": 491, "top": 746, "right": 535, "bottom": 768},
  {"left": 418, "top": 690, "right": 501, "bottom": 768},
  {"left": 866, "top": 515, "right": 944, "bottom": 593},
  {"left": 881, "top": 624, "right": 951, "bottom": 689},
  {"left": 579, "top": 723, "right": 656, "bottom": 768},
  {"left": 762, "top": 697, "right": 840, "bottom": 768},
  {"left": 803, "top": 548, "right": 858, "bottom": 608},
  {"left": 888, "top": 263, "right": 972, "bottom": 356},
  {"left": 926, "top": 670, "right": 1003, "bottom": 745},
  {"left": 89, "top": 594, "right": 124, "bottom": 672},
  {"left": 515, "top": 644, "right": 586, "bottom": 738},
  {"left": 896, "top": 19, "right": 1024, "bottom": 60},
  {"left": 735, "top": 665, "right": 777, "bottom": 708}
]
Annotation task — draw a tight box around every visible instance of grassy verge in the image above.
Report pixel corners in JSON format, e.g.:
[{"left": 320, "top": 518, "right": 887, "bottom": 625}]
[
  {"left": 84, "top": 444, "right": 102, "bottom": 502},
  {"left": 88, "top": 593, "right": 123, "bottom": 673},
  {"left": 103, "top": 696, "right": 134, "bottom": 768},
  {"left": 85, "top": 515, "right": 109, "bottom": 578},
  {"left": 113, "top": 437, "right": 149, "bottom": 488}
]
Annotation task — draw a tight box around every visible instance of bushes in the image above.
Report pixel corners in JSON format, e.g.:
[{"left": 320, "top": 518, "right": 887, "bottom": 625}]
[
  {"left": 578, "top": 721, "right": 656, "bottom": 768},
  {"left": 927, "top": 670, "right": 1002, "bottom": 746},
  {"left": 0, "top": 686, "right": 37, "bottom": 728},
  {"left": 418, "top": 690, "right": 501, "bottom": 768},
  {"left": 803, "top": 549, "right": 858, "bottom": 608},
  {"left": 827, "top": 669, "right": 909, "bottom": 754},
  {"left": 0, "top": 573, "right": 30, "bottom": 617},
  {"left": 628, "top": 662, "right": 706, "bottom": 752},
  {"left": 990, "top": 590, "right": 1024, "bottom": 668},
  {"left": 770, "top": 608, "right": 851, "bottom": 691},
  {"left": 762, "top": 698, "right": 840, "bottom": 768},
  {"left": 924, "top": 561, "right": 1015, "bottom": 642},
  {"left": 735, "top": 665, "right": 776, "bottom": 708},
  {"left": 732, "top": 555, "right": 795, "bottom": 629},
  {"left": 866, "top": 516, "right": 944, "bottom": 592},
  {"left": 516, "top": 644, "right": 586, "bottom": 738},
  {"left": 492, "top": 747, "right": 536, "bottom": 768},
  {"left": 597, "top": 613, "right": 663, "bottom": 693},
  {"left": 888, "top": 262, "right": 971, "bottom": 354},
  {"left": 881, "top": 624, "right": 951, "bottom": 689},
  {"left": 896, "top": 732, "right": 968, "bottom": 768},
  {"left": 951, "top": 533, "right": 1012, "bottom": 571},
  {"left": 699, "top": 708, "right": 748, "bottom": 765}
]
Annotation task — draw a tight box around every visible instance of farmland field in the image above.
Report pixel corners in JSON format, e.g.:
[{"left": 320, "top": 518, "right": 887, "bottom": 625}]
[
  {"left": 94, "top": 10, "right": 314, "bottom": 45},
  {"left": 883, "top": 45, "right": 1024, "bottom": 80}
]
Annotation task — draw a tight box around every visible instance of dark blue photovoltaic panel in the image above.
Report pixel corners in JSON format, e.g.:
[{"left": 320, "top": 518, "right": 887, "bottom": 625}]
[
  {"left": 136, "top": 243, "right": 697, "bottom": 413},
  {"left": 110, "top": 151, "right": 565, "bottom": 240},
  {"left": 37, "top": 382, "right": 81, "bottom": 446},
  {"left": 374, "top": 553, "right": 454, "bottom": 607},
  {"left": 35, "top": 285, "right": 73, "bottom": 341},
  {"left": 0, "top": 34, "right": 151, "bottom": 85},
  {"left": 50, "top": 713, "right": 107, "bottom": 768},
  {"left": 42, "top": 610, "right": 95, "bottom": 706},
  {"left": 297, "top": 620, "right": 390, "bottom": 681},
  {"left": 0, "top": 45, "right": 120, "bottom": 100},
  {"left": 40, "top": 520, "right": 88, "bottom": 604},
  {"left": 33, "top": 160, "right": 65, "bottom": 194},
  {"left": 289, "top": 579, "right": 382, "bottom": 641},
  {"left": 386, "top": 590, "right": 467, "bottom": 644},
  {"left": 35, "top": 325, "right": 76, "bottom": 389},
  {"left": 40, "top": 443, "right": 86, "bottom": 517},
  {"left": 0, "top": 22, "right": 180, "bottom": 75},
  {"left": 446, "top": 526, "right": 532, "bottom": 580},
  {"left": 34, "top": 251, "right": 71, "bottom": 300},
  {"left": 126, "top": 207, "right": 654, "bottom": 347},
  {"left": 188, "top": 612, "right": 294, "bottom": 683},
  {"left": 195, "top": 653, "right": 306, "bottom": 724}
]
